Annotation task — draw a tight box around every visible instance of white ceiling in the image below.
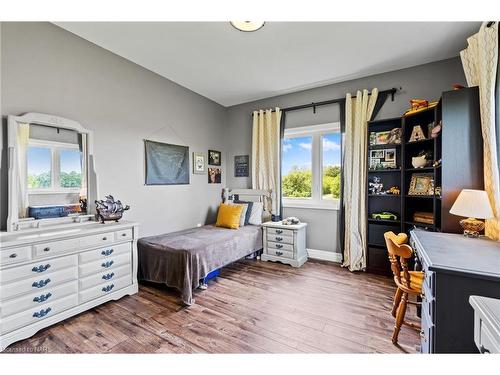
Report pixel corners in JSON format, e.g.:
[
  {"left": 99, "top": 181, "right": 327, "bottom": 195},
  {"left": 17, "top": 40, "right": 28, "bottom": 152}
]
[{"left": 55, "top": 22, "right": 479, "bottom": 107}]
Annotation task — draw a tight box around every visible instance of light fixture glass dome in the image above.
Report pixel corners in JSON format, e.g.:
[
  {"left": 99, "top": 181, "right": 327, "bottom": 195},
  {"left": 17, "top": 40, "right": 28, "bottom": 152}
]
[{"left": 230, "top": 21, "right": 265, "bottom": 32}]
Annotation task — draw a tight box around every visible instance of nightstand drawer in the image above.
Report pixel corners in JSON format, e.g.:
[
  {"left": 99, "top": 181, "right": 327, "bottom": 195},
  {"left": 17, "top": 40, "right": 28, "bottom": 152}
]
[
  {"left": 267, "top": 228, "right": 294, "bottom": 237},
  {"left": 266, "top": 248, "right": 294, "bottom": 259},
  {"left": 267, "top": 233, "right": 293, "bottom": 244},
  {"left": 267, "top": 241, "right": 294, "bottom": 252}
]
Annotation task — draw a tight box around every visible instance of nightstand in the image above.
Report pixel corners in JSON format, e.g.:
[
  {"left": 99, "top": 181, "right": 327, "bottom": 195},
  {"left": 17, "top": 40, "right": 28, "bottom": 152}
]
[{"left": 261, "top": 221, "right": 307, "bottom": 267}]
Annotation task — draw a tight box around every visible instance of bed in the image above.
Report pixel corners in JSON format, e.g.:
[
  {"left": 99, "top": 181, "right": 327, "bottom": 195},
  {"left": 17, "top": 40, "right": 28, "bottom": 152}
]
[{"left": 137, "top": 189, "right": 271, "bottom": 306}]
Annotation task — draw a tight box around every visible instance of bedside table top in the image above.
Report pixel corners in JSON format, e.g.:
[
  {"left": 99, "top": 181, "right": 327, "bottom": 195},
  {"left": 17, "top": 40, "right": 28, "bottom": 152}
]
[{"left": 261, "top": 220, "right": 307, "bottom": 230}]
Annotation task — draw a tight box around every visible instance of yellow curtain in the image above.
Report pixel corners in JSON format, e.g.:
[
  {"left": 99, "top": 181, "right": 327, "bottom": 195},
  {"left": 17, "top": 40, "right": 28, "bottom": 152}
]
[
  {"left": 461, "top": 22, "right": 500, "bottom": 240},
  {"left": 342, "top": 89, "right": 378, "bottom": 271},
  {"left": 252, "top": 108, "right": 282, "bottom": 216}
]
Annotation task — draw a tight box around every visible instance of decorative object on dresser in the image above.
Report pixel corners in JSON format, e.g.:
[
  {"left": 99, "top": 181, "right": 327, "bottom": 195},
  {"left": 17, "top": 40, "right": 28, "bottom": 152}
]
[
  {"left": 411, "top": 230, "right": 500, "bottom": 353},
  {"left": 192, "top": 152, "right": 206, "bottom": 174},
  {"left": 144, "top": 140, "right": 190, "bottom": 185},
  {"left": 469, "top": 296, "right": 500, "bottom": 354},
  {"left": 234, "top": 155, "right": 249, "bottom": 177},
  {"left": 261, "top": 221, "right": 307, "bottom": 267},
  {"left": 366, "top": 87, "right": 484, "bottom": 275},
  {"left": 208, "top": 149, "right": 221, "bottom": 166},
  {"left": 1, "top": 112, "right": 138, "bottom": 351},
  {"left": 383, "top": 231, "right": 423, "bottom": 345},
  {"left": 95, "top": 195, "right": 130, "bottom": 224},
  {"left": 449, "top": 189, "right": 494, "bottom": 238}
]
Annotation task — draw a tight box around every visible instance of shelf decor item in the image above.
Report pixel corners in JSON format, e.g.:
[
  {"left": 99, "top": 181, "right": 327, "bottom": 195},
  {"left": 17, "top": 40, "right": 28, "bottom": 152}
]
[
  {"left": 449, "top": 189, "right": 494, "bottom": 238},
  {"left": 413, "top": 211, "right": 434, "bottom": 225},
  {"left": 408, "top": 173, "right": 434, "bottom": 195},
  {"left": 368, "top": 176, "right": 384, "bottom": 195},
  {"left": 409, "top": 125, "right": 426, "bottom": 142},
  {"left": 386, "top": 128, "right": 402, "bottom": 144}
]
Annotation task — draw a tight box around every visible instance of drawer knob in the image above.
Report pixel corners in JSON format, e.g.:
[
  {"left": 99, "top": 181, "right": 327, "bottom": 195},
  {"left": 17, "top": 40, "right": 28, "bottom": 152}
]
[
  {"left": 102, "top": 272, "right": 115, "bottom": 280},
  {"left": 32, "top": 278, "right": 51, "bottom": 288},
  {"left": 102, "top": 284, "right": 115, "bottom": 293},
  {"left": 32, "top": 264, "right": 51, "bottom": 273},
  {"left": 101, "top": 260, "right": 114, "bottom": 268},
  {"left": 33, "top": 307, "right": 52, "bottom": 318},
  {"left": 33, "top": 292, "right": 52, "bottom": 303},
  {"left": 102, "top": 237, "right": 108, "bottom": 241},
  {"left": 275, "top": 237, "right": 283, "bottom": 242},
  {"left": 9, "top": 253, "right": 17, "bottom": 258},
  {"left": 276, "top": 244, "right": 283, "bottom": 249},
  {"left": 276, "top": 251, "right": 283, "bottom": 256},
  {"left": 479, "top": 345, "right": 491, "bottom": 354},
  {"left": 276, "top": 230, "right": 283, "bottom": 234},
  {"left": 43, "top": 247, "right": 50, "bottom": 252},
  {"left": 121, "top": 233, "right": 127, "bottom": 237},
  {"left": 101, "top": 249, "right": 114, "bottom": 256}
]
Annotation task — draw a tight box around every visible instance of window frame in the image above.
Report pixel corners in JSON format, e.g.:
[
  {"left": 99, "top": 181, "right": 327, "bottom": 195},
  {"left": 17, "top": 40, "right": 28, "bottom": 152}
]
[
  {"left": 27, "top": 139, "right": 82, "bottom": 194},
  {"left": 282, "top": 122, "right": 341, "bottom": 210}
]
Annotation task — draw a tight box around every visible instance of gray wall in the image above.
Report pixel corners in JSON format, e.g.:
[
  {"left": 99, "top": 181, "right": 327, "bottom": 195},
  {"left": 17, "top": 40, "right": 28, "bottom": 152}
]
[
  {"left": 0, "top": 22, "right": 228, "bottom": 236},
  {"left": 225, "top": 57, "right": 467, "bottom": 253}
]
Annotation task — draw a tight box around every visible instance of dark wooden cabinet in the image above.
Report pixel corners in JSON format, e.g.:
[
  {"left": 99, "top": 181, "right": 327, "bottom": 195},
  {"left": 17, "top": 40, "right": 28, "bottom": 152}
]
[{"left": 366, "top": 87, "right": 483, "bottom": 275}]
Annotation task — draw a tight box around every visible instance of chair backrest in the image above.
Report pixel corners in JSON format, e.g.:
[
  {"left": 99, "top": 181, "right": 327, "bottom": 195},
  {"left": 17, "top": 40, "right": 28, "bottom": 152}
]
[{"left": 384, "top": 231, "right": 413, "bottom": 288}]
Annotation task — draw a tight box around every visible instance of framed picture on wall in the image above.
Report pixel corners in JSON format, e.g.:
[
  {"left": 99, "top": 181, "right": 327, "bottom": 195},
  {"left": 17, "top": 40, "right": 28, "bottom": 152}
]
[
  {"left": 234, "top": 155, "right": 249, "bottom": 177},
  {"left": 208, "top": 167, "right": 221, "bottom": 184},
  {"left": 193, "top": 152, "right": 206, "bottom": 174},
  {"left": 208, "top": 149, "right": 221, "bottom": 166}
]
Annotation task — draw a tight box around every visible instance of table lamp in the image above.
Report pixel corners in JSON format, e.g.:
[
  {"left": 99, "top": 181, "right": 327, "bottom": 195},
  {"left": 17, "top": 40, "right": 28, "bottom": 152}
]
[{"left": 449, "top": 189, "right": 494, "bottom": 238}]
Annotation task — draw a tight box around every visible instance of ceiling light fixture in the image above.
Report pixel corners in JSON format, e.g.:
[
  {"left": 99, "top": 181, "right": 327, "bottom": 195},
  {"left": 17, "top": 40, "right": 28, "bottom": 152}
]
[{"left": 230, "top": 21, "right": 265, "bottom": 32}]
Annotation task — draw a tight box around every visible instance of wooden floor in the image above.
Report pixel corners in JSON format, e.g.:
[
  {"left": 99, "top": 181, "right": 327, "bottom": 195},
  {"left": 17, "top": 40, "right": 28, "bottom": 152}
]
[{"left": 5, "top": 259, "right": 419, "bottom": 353}]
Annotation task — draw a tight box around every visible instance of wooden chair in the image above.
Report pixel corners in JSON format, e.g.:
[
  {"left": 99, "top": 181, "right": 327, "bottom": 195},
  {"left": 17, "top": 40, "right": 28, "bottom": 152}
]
[{"left": 384, "top": 231, "right": 423, "bottom": 344}]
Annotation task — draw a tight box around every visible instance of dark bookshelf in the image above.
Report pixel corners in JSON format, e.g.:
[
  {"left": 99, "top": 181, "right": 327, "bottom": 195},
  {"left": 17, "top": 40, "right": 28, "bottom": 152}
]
[{"left": 365, "top": 87, "right": 483, "bottom": 276}]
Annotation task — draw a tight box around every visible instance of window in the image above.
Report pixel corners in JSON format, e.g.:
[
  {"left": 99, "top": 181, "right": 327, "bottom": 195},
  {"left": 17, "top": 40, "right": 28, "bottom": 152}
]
[
  {"left": 282, "top": 123, "right": 341, "bottom": 209},
  {"left": 27, "top": 140, "right": 82, "bottom": 192}
]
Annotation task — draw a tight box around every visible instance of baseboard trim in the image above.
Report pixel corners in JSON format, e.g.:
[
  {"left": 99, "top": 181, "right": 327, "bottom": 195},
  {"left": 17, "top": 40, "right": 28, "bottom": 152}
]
[{"left": 307, "top": 248, "right": 342, "bottom": 263}]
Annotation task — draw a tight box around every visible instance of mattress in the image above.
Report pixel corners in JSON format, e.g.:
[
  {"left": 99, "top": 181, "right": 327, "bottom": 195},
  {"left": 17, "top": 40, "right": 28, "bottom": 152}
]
[{"left": 137, "top": 224, "right": 262, "bottom": 305}]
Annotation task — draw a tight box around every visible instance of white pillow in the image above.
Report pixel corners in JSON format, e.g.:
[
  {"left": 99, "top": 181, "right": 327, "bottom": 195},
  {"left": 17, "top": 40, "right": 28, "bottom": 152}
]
[
  {"left": 248, "top": 202, "right": 263, "bottom": 225},
  {"left": 229, "top": 202, "right": 248, "bottom": 227}
]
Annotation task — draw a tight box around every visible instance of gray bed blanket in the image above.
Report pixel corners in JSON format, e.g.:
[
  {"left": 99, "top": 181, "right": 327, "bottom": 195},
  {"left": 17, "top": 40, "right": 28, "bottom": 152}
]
[{"left": 137, "top": 224, "right": 262, "bottom": 306}]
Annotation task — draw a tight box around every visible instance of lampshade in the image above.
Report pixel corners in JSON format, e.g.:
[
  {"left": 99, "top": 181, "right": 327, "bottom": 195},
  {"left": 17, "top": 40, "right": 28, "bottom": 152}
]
[
  {"left": 449, "top": 189, "right": 494, "bottom": 219},
  {"left": 230, "top": 21, "right": 265, "bottom": 32}
]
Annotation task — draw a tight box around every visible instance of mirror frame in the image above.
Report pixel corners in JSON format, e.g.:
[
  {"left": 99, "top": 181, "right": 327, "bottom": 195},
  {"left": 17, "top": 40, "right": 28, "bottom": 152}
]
[{"left": 6, "top": 113, "right": 99, "bottom": 231}]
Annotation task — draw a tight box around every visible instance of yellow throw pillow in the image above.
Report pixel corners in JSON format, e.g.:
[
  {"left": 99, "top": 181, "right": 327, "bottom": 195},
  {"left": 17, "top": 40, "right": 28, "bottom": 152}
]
[{"left": 216, "top": 203, "right": 244, "bottom": 229}]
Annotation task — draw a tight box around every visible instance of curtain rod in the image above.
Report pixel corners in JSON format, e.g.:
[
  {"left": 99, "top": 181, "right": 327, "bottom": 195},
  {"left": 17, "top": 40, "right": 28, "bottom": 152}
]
[{"left": 252, "top": 87, "right": 399, "bottom": 116}]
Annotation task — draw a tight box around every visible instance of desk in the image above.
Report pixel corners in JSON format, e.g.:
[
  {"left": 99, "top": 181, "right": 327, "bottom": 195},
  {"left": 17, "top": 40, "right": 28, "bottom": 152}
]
[{"left": 410, "top": 230, "right": 500, "bottom": 353}]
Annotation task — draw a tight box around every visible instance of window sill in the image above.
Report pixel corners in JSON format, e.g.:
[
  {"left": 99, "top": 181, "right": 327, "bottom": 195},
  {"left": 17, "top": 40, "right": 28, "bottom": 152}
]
[{"left": 283, "top": 200, "right": 340, "bottom": 211}]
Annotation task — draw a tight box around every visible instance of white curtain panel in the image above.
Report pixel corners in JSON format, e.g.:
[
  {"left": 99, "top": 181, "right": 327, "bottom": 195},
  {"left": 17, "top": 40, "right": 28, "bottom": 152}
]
[
  {"left": 252, "top": 108, "right": 282, "bottom": 216},
  {"left": 342, "top": 89, "right": 378, "bottom": 271},
  {"left": 17, "top": 123, "right": 30, "bottom": 218},
  {"left": 461, "top": 22, "right": 500, "bottom": 240}
]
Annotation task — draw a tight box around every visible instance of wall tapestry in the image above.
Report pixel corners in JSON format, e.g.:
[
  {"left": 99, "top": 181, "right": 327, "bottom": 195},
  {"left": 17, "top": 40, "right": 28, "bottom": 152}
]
[{"left": 144, "top": 140, "right": 189, "bottom": 185}]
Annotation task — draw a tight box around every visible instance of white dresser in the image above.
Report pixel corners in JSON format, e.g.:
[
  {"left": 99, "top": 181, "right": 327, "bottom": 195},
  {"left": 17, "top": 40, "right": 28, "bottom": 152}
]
[
  {"left": 261, "top": 221, "right": 307, "bottom": 267},
  {"left": 0, "top": 220, "right": 138, "bottom": 351}
]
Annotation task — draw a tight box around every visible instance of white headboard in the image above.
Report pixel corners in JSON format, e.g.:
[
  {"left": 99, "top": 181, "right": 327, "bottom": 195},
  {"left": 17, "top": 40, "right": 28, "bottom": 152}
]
[{"left": 222, "top": 188, "right": 273, "bottom": 222}]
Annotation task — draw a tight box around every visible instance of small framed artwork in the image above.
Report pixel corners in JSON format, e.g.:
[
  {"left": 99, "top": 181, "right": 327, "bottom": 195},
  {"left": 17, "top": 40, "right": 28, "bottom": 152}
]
[
  {"left": 208, "top": 167, "right": 221, "bottom": 184},
  {"left": 384, "top": 148, "right": 397, "bottom": 167},
  {"left": 408, "top": 173, "right": 434, "bottom": 195},
  {"left": 370, "top": 149, "right": 385, "bottom": 159},
  {"left": 375, "top": 131, "right": 391, "bottom": 145},
  {"left": 234, "top": 155, "right": 249, "bottom": 177},
  {"left": 208, "top": 149, "right": 221, "bottom": 166},
  {"left": 370, "top": 158, "right": 381, "bottom": 169},
  {"left": 193, "top": 152, "right": 206, "bottom": 174}
]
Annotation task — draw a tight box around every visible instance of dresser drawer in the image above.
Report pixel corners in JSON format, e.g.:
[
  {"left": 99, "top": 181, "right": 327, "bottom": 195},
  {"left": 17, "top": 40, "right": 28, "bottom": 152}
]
[
  {"left": 0, "top": 294, "right": 78, "bottom": 335},
  {"left": 423, "top": 269, "right": 434, "bottom": 293},
  {"left": 267, "top": 233, "right": 294, "bottom": 245},
  {"left": 479, "top": 321, "right": 500, "bottom": 354},
  {"left": 80, "top": 232, "right": 115, "bottom": 249},
  {"left": 266, "top": 248, "right": 294, "bottom": 259},
  {"left": 267, "top": 228, "right": 294, "bottom": 237},
  {"left": 1, "top": 280, "right": 78, "bottom": 318},
  {"left": 79, "top": 275, "right": 132, "bottom": 304},
  {"left": 267, "top": 241, "right": 294, "bottom": 253},
  {"left": 115, "top": 229, "right": 133, "bottom": 241},
  {"left": 79, "top": 265, "right": 131, "bottom": 290},
  {"left": 0, "top": 267, "right": 78, "bottom": 301},
  {"left": 0, "top": 255, "right": 78, "bottom": 285},
  {"left": 421, "top": 287, "right": 435, "bottom": 324},
  {"left": 34, "top": 238, "right": 79, "bottom": 257},
  {"left": 79, "top": 243, "right": 131, "bottom": 264},
  {"left": 420, "top": 304, "right": 435, "bottom": 354},
  {"left": 1, "top": 246, "right": 31, "bottom": 265},
  {"left": 78, "top": 252, "right": 131, "bottom": 277}
]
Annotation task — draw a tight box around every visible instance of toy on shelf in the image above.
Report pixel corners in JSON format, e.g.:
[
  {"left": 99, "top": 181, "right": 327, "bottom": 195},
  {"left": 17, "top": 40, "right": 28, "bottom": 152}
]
[
  {"left": 371, "top": 212, "right": 399, "bottom": 221},
  {"left": 386, "top": 186, "right": 401, "bottom": 195},
  {"left": 403, "top": 99, "right": 438, "bottom": 117},
  {"left": 368, "top": 176, "right": 384, "bottom": 195},
  {"left": 411, "top": 150, "right": 433, "bottom": 168}
]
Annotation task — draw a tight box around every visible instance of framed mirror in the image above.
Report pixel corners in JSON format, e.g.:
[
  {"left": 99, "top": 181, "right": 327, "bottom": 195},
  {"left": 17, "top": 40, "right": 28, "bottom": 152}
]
[{"left": 6, "top": 113, "right": 98, "bottom": 231}]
